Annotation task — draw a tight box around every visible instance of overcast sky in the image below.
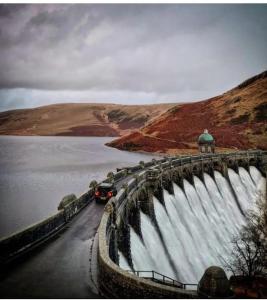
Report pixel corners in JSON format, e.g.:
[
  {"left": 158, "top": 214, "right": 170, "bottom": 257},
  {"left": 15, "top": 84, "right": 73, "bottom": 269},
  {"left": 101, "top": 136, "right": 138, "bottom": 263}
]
[{"left": 0, "top": 4, "right": 266, "bottom": 111}]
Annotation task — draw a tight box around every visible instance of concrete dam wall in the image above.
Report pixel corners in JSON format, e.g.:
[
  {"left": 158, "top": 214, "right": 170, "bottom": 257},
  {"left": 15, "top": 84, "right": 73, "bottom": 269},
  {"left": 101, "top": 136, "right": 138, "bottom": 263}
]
[
  {"left": 120, "top": 166, "right": 265, "bottom": 282},
  {"left": 0, "top": 150, "right": 266, "bottom": 298},
  {"left": 98, "top": 150, "right": 267, "bottom": 298}
]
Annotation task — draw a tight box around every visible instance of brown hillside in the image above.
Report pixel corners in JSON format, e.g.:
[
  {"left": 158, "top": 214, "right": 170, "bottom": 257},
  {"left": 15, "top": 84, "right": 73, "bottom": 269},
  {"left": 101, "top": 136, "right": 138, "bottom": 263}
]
[
  {"left": 0, "top": 103, "right": 175, "bottom": 137},
  {"left": 107, "top": 71, "right": 267, "bottom": 154}
]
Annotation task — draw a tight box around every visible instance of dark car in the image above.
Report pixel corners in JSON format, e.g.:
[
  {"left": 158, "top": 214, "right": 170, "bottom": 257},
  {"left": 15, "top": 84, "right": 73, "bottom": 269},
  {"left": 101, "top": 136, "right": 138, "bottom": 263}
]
[{"left": 94, "top": 182, "right": 117, "bottom": 203}]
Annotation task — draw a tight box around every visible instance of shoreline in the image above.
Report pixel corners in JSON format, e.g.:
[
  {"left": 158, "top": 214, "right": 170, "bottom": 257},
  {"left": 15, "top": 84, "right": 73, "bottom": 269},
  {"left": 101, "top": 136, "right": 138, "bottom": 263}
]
[{"left": 0, "top": 134, "right": 257, "bottom": 157}]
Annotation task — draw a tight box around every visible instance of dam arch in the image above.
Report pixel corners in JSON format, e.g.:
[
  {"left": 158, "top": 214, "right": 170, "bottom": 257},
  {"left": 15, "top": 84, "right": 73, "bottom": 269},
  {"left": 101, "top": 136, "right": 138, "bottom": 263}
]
[
  {"left": 1, "top": 150, "right": 265, "bottom": 299},
  {"left": 98, "top": 150, "right": 266, "bottom": 298}
]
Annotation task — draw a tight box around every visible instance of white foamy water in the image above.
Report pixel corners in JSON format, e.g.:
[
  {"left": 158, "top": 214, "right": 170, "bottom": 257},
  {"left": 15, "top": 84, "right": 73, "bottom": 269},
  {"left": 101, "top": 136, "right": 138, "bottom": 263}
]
[
  {"left": 214, "top": 171, "right": 245, "bottom": 232},
  {"left": 129, "top": 166, "right": 265, "bottom": 283},
  {"left": 250, "top": 166, "right": 266, "bottom": 201},
  {"left": 129, "top": 227, "right": 155, "bottom": 271},
  {"left": 164, "top": 190, "right": 202, "bottom": 281},
  {"left": 239, "top": 167, "right": 257, "bottom": 203},
  {"left": 228, "top": 168, "right": 251, "bottom": 213},
  {"left": 118, "top": 251, "right": 131, "bottom": 270},
  {"left": 140, "top": 211, "right": 176, "bottom": 279},
  {"left": 250, "top": 166, "right": 262, "bottom": 185}
]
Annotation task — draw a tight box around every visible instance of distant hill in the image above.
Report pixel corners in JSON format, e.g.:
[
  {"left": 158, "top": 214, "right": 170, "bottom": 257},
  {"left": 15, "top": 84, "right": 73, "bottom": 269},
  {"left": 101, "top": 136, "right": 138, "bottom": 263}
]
[
  {"left": 107, "top": 71, "right": 267, "bottom": 154},
  {"left": 0, "top": 103, "right": 175, "bottom": 137}
]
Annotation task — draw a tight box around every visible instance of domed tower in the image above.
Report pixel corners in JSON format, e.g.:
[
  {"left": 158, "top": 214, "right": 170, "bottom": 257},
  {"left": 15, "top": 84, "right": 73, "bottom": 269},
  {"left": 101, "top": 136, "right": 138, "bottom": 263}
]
[{"left": 198, "top": 129, "right": 215, "bottom": 153}]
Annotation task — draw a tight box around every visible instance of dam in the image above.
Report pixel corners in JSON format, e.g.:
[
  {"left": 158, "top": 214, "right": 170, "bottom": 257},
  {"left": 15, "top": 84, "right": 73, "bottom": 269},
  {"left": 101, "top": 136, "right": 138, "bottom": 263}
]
[
  {"left": 98, "top": 150, "right": 267, "bottom": 298},
  {"left": 118, "top": 166, "right": 265, "bottom": 284},
  {"left": 0, "top": 150, "right": 266, "bottom": 298}
]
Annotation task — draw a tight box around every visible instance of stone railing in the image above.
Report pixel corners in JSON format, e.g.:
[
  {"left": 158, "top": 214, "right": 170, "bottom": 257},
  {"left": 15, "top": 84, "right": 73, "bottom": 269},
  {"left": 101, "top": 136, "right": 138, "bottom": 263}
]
[
  {"left": 0, "top": 150, "right": 265, "bottom": 293},
  {"left": 0, "top": 189, "right": 95, "bottom": 264},
  {"left": 0, "top": 156, "right": 169, "bottom": 265},
  {"left": 98, "top": 171, "right": 198, "bottom": 298},
  {"left": 97, "top": 150, "right": 267, "bottom": 298}
]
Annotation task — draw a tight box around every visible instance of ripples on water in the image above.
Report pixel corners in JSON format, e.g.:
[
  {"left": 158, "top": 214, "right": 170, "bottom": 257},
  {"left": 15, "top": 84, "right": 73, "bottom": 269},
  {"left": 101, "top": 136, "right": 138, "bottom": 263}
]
[{"left": 0, "top": 136, "right": 158, "bottom": 238}]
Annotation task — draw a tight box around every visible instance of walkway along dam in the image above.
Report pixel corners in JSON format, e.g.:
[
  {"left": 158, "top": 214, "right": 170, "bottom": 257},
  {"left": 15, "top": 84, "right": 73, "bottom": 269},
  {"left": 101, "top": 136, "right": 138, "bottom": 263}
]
[{"left": 0, "top": 150, "right": 266, "bottom": 298}]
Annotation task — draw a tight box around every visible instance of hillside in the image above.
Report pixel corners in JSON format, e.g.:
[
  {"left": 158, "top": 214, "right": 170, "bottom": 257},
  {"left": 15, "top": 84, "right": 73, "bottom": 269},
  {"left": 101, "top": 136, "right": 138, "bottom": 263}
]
[
  {"left": 0, "top": 103, "right": 175, "bottom": 137},
  {"left": 107, "top": 71, "right": 267, "bottom": 154}
]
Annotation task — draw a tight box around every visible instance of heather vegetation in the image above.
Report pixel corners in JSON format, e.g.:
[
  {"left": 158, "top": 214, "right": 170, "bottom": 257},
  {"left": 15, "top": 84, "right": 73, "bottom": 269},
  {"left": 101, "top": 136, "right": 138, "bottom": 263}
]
[{"left": 108, "top": 70, "right": 267, "bottom": 153}]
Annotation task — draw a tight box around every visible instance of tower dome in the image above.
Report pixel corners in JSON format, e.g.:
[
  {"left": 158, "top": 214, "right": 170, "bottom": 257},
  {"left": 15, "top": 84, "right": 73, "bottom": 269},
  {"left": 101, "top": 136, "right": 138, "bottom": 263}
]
[
  {"left": 198, "top": 129, "right": 214, "bottom": 144},
  {"left": 198, "top": 129, "right": 215, "bottom": 153}
]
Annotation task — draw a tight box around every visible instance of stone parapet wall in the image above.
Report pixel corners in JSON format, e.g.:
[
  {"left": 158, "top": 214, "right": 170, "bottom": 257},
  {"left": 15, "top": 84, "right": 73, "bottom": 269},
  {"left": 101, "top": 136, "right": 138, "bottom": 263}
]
[
  {"left": 0, "top": 150, "right": 265, "bottom": 293},
  {"left": 98, "top": 150, "right": 266, "bottom": 298},
  {"left": 0, "top": 210, "right": 65, "bottom": 264},
  {"left": 98, "top": 211, "right": 198, "bottom": 299},
  {"left": 0, "top": 157, "right": 167, "bottom": 265},
  {"left": 0, "top": 188, "right": 94, "bottom": 264}
]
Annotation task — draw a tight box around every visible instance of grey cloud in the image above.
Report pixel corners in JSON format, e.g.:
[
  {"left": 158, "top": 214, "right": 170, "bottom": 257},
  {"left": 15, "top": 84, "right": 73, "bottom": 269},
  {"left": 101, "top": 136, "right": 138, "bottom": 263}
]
[
  {"left": 0, "top": 4, "right": 26, "bottom": 17},
  {"left": 0, "top": 4, "right": 266, "bottom": 111}
]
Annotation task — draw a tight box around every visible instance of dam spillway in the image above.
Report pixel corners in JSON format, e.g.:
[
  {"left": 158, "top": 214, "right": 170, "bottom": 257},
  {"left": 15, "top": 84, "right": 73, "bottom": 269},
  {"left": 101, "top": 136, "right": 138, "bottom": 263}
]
[
  {"left": 118, "top": 166, "right": 266, "bottom": 283},
  {"left": 1, "top": 150, "right": 266, "bottom": 298}
]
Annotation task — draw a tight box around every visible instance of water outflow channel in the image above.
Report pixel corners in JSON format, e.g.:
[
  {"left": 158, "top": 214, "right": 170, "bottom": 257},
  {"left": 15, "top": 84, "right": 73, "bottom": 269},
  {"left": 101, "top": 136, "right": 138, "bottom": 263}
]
[{"left": 118, "top": 166, "right": 266, "bottom": 283}]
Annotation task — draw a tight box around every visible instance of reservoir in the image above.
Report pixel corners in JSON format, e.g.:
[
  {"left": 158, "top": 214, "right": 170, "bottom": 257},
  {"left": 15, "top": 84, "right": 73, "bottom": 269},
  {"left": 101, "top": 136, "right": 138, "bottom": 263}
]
[{"left": 0, "top": 136, "right": 158, "bottom": 238}]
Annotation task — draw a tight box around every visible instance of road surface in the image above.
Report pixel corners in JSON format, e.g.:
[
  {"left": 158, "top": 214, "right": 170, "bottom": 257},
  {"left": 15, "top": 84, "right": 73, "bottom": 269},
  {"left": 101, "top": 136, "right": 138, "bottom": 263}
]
[
  {"left": 0, "top": 199, "right": 104, "bottom": 298},
  {"left": 0, "top": 171, "right": 138, "bottom": 298}
]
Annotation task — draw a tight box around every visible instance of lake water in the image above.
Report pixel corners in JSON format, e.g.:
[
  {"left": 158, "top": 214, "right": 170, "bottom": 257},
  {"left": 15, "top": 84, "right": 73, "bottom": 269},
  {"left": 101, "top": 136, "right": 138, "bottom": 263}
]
[{"left": 0, "top": 136, "right": 158, "bottom": 238}]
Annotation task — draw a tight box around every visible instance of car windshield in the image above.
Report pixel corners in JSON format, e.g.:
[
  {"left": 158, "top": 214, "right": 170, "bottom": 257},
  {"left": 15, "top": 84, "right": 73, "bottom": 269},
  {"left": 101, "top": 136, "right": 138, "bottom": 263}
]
[{"left": 98, "top": 186, "right": 112, "bottom": 193}]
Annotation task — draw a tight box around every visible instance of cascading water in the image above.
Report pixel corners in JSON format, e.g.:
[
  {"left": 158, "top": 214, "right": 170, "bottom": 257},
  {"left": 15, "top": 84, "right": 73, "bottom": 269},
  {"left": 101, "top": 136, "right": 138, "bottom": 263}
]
[
  {"left": 163, "top": 190, "right": 204, "bottom": 281},
  {"left": 213, "top": 171, "right": 245, "bottom": 231},
  {"left": 139, "top": 211, "right": 176, "bottom": 279},
  {"left": 250, "top": 166, "right": 266, "bottom": 199},
  {"left": 129, "top": 227, "right": 155, "bottom": 271},
  {"left": 119, "top": 166, "right": 266, "bottom": 284},
  {"left": 250, "top": 166, "right": 262, "bottom": 185},
  {"left": 118, "top": 250, "right": 131, "bottom": 270},
  {"left": 153, "top": 197, "right": 193, "bottom": 282},
  {"left": 227, "top": 168, "right": 252, "bottom": 213},
  {"left": 239, "top": 167, "right": 258, "bottom": 200}
]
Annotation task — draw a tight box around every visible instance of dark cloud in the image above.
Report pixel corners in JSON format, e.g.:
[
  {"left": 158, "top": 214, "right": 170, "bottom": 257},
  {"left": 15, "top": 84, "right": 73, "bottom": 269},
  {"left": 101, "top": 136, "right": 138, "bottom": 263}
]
[
  {"left": 0, "top": 4, "right": 266, "bottom": 111},
  {"left": 0, "top": 4, "right": 26, "bottom": 17}
]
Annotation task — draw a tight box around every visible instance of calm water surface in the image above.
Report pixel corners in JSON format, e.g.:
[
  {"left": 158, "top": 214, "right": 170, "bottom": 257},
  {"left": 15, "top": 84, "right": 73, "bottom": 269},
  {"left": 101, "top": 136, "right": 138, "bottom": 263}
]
[{"left": 0, "top": 136, "right": 158, "bottom": 238}]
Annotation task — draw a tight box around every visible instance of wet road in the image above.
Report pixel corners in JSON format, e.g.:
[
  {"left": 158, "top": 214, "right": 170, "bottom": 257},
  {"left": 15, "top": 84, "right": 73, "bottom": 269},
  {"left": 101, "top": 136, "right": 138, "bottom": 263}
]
[
  {"left": 0, "top": 136, "right": 157, "bottom": 298},
  {"left": 0, "top": 172, "right": 138, "bottom": 298},
  {"left": 0, "top": 200, "right": 104, "bottom": 298},
  {"left": 0, "top": 136, "right": 157, "bottom": 238}
]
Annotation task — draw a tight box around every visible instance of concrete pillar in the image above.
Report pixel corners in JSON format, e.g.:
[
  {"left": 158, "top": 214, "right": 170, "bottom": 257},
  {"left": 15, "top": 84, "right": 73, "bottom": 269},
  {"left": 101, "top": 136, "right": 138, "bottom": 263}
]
[
  {"left": 184, "top": 164, "right": 194, "bottom": 186},
  {"left": 193, "top": 163, "right": 203, "bottom": 182},
  {"left": 139, "top": 190, "right": 157, "bottom": 224},
  {"left": 109, "top": 225, "right": 119, "bottom": 265},
  {"left": 154, "top": 186, "right": 165, "bottom": 207},
  {"left": 198, "top": 168, "right": 205, "bottom": 183},
  {"left": 117, "top": 221, "right": 133, "bottom": 269},
  {"left": 186, "top": 172, "right": 194, "bottom": 186},
  {"left": 221, "top": 162, "right": 228, "bottom": 179},
  {"left": 243, "top": 158, "right": 250, "bottom": 172},
  {"left": 174, "top": 175, "right": 184, "bottom": 191},
  {"left": 257, "top": 153, "right": 267, "bottom": 176},
  {"left": 208, "top": 166, "right": 215, "bottom": 180},
  {"left": 233, "top": 160, "right": 239, "bottom": 173},
  {"left": 128, "top": 205, "right": 142, "bottom": 240},
  {"left": 162, "top": 178, "right": 174, "bottom": 195}
]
